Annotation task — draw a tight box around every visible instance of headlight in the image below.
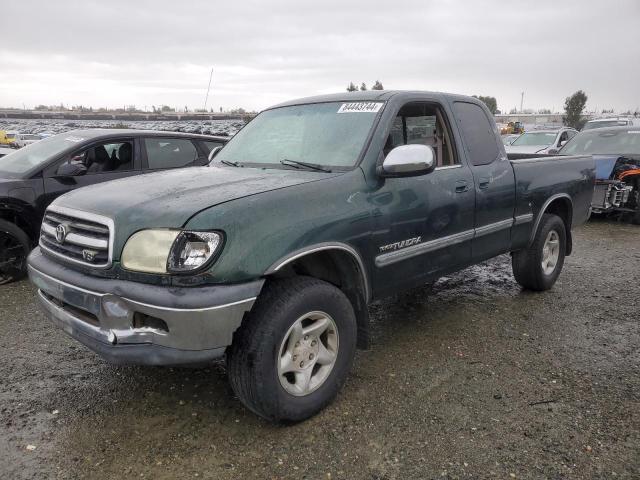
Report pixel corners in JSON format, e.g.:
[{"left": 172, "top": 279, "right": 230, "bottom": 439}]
[
  {"left": 167, "top": 231, "right": 223, "bottom": 273},
  {"left": 121, "top": 230, "right": 223, "bottom": 274}
]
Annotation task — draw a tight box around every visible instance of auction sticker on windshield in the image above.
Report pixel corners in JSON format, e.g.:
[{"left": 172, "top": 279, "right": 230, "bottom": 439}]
[{"left": 337, "top": 102, "right": 383, "bottom": 114}]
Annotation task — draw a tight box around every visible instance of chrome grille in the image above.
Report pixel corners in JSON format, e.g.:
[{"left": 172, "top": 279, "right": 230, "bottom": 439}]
[{"left": 39, "top": 207, "right": 113, "bottom": 268}]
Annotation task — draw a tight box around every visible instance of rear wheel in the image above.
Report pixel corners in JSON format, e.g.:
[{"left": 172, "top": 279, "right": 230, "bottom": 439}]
[
  {"left": 227, "top": 276, "right": 357, "bottom": 422},
  {"left": 0, "top": 220, "right": 30, "bottom": 285},
  {"left": 512, "top": 214, "right": 566, "bottom": 291}
]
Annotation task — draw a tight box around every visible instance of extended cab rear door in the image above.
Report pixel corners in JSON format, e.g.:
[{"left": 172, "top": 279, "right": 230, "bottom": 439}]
[{"left": 451, "top": 101, "right": 515, "bottom": 261}]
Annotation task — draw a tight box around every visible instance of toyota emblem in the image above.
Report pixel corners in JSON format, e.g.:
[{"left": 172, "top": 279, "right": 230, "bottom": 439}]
[{"left": 55, "top": 224, "right": 67, "bottom": 244}]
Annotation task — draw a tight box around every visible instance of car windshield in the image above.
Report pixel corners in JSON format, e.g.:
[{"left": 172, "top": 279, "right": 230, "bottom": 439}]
[
  {"left": 583, "top": 120, "right": 628, "bottom": 130},
  {"left": 561, "top": 130, "right": 640, "bottom": 155},
  {"left": 0, "top": 133, "right": 84, "bottom": 178},
  {"left": 214, "top": 101, "right": 383, "bottom": 169},
  {"left": 510, "top": 132, "right": 557, "bottom": 146}
]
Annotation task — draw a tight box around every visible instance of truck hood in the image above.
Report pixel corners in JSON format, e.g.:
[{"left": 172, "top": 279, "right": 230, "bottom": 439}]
[{"left": 53, "top": 166, "right": 340, "bottom": 230}]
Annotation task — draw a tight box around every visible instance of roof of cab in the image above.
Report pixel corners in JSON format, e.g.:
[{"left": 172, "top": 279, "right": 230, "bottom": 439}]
[{"left": 268, "top": 90, "right": 476, "bottom": 110}]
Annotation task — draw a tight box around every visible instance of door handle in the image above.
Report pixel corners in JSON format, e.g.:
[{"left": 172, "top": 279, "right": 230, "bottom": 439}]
[
  {"left": 455, "top": 180, "right": 469, "bottom": 193},
  {"left": 478, "top": 177, "right": 490, "bottom": 189}
]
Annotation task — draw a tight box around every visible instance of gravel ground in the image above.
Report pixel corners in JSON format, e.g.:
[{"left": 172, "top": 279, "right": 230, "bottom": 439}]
[{"left": 0, "top": 220, "right": 638, "bottom": 479}]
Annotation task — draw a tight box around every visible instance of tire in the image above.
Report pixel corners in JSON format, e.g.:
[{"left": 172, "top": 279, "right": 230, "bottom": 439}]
[
  {"left": 226, "top": 276, "right": 357, "bottom": 423},
  {"left": 512, "top": 214, "right": 566, "bottom": 291},
  {"left": 0, "top": 219, "right": 31, "bottom": 285}
]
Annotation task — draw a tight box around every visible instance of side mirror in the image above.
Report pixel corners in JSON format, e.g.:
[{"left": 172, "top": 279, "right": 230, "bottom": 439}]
[
  {"left": 56, "top": 162, "right": 86, "bottom": 177},
  {"left": 379, "top": 144, "right": 436, "bottom": 177},
  {"left": 559, "top": 140, "right": 567, "bottom": 147},
  {"left": 208, "top": 145, "right": 223, "bottom": 162}
]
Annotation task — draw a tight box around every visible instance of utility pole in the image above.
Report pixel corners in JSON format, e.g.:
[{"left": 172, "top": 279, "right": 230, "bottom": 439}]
[
  {"left": 203, "top": 67, "right": 213, "bottom": 113},
  {"left": 520, "top": 92, "right": 524, "bottom": 113}
]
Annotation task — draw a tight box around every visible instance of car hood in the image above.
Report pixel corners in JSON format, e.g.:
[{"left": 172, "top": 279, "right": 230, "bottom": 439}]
[
  {"left": 53, "top": 166, "right": 341, "bottom": 231},
  {"left": 504, "top": 144, "right": 550, "bottom": 154}
]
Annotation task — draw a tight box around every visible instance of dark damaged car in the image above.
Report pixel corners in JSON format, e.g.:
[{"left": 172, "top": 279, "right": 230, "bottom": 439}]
[
  {"left": 0, "top": 129, "right": 227, "bottom": 283},
  {"left": 28, "top": 91, "right": 595, "bottom": 422}
]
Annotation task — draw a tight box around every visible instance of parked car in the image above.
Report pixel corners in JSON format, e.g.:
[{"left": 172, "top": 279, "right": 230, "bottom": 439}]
[
  {"left": 0, "top": 129, "right": 227, "bottom": 283},
  {"left": 27, "top": 91, "right": 594, "bottom": 422},
  {"left": 582, "top": 117, "right": 636, "bottom": 131},
  {"left": 505, "top": 127, "right": 578, "bottom": 154},
  {"left": 13, "top": 133, "right": 43, "bottom": 148},
  {"left": 556, "top": 126, "right": 640, "bottom": 223}
]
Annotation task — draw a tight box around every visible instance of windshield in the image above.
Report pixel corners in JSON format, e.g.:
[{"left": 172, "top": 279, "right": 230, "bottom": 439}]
[
  {"left": 583, "top": 120, "right": 629, "bottom": 130},
  {"left": 561, "top": 130, "right": 640, "bottom": 155},
  {"left": 215, "top": 101, "right": 383, "bottom": 168},
  {"left": 510, "top": 132, "right": 557, "bottom": 146},
  {"left": 0, "top": 133, "right": 82, "bottom": 178}
]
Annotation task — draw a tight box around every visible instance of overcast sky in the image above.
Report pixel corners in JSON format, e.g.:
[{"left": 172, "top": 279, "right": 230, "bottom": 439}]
[{"left": 1, "top": 0, "right": 638, "bottom": 113}]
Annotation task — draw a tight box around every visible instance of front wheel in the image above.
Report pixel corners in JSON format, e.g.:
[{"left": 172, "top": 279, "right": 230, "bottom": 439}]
[
  {"left": 512, "top": 213, "right": 566, "bottom": 291},
  {"left": 0, "top": 220, "right": 31, "bottom": 285},
  {"left": 226, "top": 276, "right": 357, "bottom": 422}
]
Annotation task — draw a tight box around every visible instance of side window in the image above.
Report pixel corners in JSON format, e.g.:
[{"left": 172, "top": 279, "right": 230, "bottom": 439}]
[
  {"left": 61, "top": 141, "right": 134, "bottom": 176},
  {"left": 452, "top": 102, "right": 499, "bottom": 166},
  {"left": 384, "top": 102, "right": 459, "bottom": 167},
  {"left": 144, "top": 138, "right": 198, "bottom": 169}
]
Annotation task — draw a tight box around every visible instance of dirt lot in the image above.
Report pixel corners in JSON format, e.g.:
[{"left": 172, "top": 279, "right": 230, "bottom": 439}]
[{"left": 0, "top": 220, "right": 638, "bottom": 479}]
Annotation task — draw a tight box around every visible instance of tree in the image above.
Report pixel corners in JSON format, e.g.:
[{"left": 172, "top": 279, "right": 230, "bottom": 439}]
[
  {"left": 371, "top": 80, "right": 384, "bottom": 90},
  {"left": 472, "top": 95, "right": 498, "bottom": 115},
  {"left": 346, "top": 82, "right": 358, "bottom": 92},
  {"left": 538, "top": 108, "right": 552, "bottom": 114},
  {"left": 563, "top": 90, "right": 588, "bottom": 129},
  {"left": 360, "top": 82, "right": 367, "bottom": 91}
]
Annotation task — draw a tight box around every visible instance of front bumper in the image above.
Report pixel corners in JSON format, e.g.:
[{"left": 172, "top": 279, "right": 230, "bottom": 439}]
[{"left": 27, "top": 248, "right": 264, "bottom": 366}]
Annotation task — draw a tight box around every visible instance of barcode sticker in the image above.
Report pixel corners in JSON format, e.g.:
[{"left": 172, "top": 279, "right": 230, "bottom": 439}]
[{"left": 337, "top": 102, "right": 383, "bottom": 114}]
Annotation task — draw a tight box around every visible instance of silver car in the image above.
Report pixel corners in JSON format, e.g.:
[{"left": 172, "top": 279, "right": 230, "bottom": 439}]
[{"left": 505, "top": 127, "right": 578, "bottom": 154}]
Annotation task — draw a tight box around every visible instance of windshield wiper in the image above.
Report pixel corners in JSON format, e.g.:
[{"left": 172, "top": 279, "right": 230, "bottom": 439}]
[
  {"left": 219, "top": 159, "right": 241, "bottom": 167},
  {"left": 280, "top": 159, "right": 332, "bottom": 173}
]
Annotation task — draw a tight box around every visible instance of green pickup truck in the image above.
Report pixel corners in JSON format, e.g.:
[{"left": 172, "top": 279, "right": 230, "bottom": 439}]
[{"left": 27, "top": 91, "right": 595, "bottom": 422}]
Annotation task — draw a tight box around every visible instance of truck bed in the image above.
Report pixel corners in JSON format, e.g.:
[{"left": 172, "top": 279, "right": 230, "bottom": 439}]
[{"left": 508, "top": 154, "right": 595, "bottom": 250}]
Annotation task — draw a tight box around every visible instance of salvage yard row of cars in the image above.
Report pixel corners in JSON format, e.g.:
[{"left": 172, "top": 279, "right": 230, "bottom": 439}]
[{"left": 0, "top": 90, "right": 637, "bottom": 422}]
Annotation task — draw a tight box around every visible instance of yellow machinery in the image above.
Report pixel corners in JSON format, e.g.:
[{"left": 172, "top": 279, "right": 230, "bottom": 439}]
[{"left": 500, "top": 122, "right": 525, "bottom": 135}]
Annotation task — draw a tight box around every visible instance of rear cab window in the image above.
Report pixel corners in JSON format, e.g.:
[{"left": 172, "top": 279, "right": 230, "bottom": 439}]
[{"left": 452, "top": 101, "right": 500, "bottom": 166}]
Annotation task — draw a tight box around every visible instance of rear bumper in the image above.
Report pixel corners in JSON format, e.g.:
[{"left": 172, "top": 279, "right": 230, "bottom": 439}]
[{"left": 27, "top": 248, "right": 264, "bottom": 366}]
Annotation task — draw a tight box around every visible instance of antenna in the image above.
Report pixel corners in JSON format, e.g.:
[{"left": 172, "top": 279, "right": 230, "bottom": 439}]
[{"left": 203, "top": 68, "right": 213, "bottom": 112}]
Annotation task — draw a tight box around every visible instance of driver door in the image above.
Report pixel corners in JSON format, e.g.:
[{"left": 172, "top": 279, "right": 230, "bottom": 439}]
[{"left": 369, "top": 101, "right": 475, "bottom": 297}]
